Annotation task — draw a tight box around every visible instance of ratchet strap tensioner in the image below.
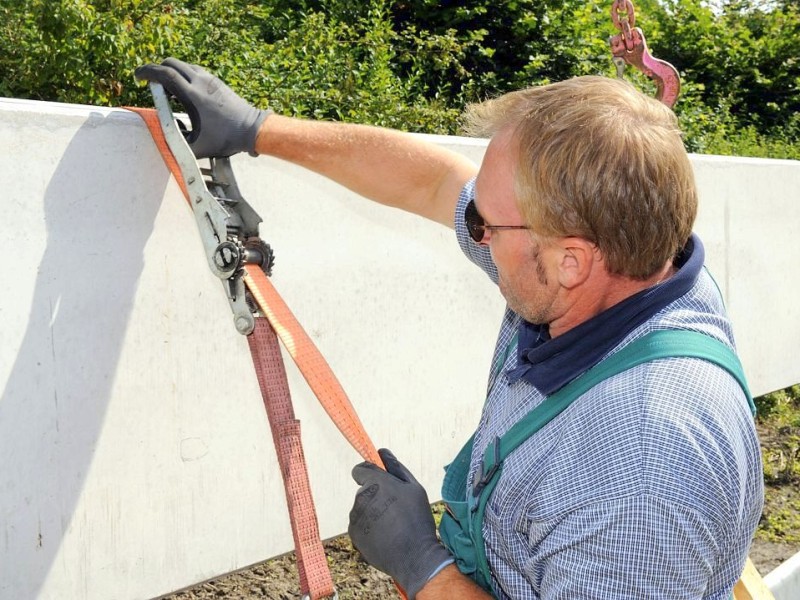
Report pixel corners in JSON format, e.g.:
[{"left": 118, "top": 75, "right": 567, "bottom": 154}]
[{"left": 127, "top": 83, "right": 403, "bottom": 600}]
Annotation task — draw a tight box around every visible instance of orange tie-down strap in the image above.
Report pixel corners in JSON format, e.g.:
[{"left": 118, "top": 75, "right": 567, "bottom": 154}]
[
  {"left": 243, "top": 265, "right": 381, "bottom": 464},
  {"left": 247, "top": 317, "right": 336, "bottom": 597},
  {"left": 127, "top": 107, "right": 398, "bottom": 600}
]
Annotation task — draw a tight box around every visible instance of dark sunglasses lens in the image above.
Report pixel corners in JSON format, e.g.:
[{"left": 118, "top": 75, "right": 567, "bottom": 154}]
[{"left": 465, "top": 201, "right": 484, "bottom": 243}]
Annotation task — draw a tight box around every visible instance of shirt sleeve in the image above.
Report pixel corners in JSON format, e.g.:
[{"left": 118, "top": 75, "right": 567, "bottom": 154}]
[{"left": 454, "top": 177, "right": 499, "bottom": 285}]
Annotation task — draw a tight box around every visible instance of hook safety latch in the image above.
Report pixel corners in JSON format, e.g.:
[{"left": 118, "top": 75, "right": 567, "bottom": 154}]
[
  {"left": 609, "top": 0, "right": 681, "bottom": 108},
  {"left": 148, "top": 82, "right": 275, "bottom": 335}
]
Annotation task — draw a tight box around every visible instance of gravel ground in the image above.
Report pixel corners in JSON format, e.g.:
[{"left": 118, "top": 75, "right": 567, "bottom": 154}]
[
  {"left": 161, "top": 505, "right": 798, "bottom": 600},
  {"left": 162, "top": 534, "right": 395, "bottom": 600},
  {"left": 162, "top": 420, "right": 800, "bottom": 599}
]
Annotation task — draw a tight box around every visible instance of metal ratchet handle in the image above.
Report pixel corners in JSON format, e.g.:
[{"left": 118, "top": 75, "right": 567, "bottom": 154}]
[{"left": 148, "top": 81, "right": 264, "bottom": 334}]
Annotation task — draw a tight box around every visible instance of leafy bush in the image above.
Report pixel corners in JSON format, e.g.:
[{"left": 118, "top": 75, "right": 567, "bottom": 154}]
[
  {"left": 0, "top": 0, "right": 471, "bottom": 132},
  {"left": 0, "top": 0, "right": 182, "bottom": 104},
  {"left": 755, "top": 383, "right": 800, "bottom": 546},
  {"left": 0, "top": 0, "right": 797, "bottom": 156},
  {"left": 756, "top": 384, "right": 800, "bottom": 491},
  {"left": 756, "top": 384, "right": 800, "bottom": 424}
]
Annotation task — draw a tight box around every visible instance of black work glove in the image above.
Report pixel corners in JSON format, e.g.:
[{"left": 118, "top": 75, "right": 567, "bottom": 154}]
[
  {"left": 134, "top": 57, "right": 271, "bottom": 159},
  {"left": 349, "top": 448, "right": 454, "bottom": 599}
]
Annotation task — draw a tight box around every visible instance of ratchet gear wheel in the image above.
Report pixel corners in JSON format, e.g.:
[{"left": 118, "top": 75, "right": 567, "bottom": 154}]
[{"left": 244, "top": 238, "right": 275, "bottom": 276}]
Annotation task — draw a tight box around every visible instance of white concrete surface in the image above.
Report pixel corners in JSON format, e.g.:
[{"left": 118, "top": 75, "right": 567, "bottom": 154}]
[
  {"left": 765, "top": 549, "right": 800, "bottom": 600},
  {"left": 1, "top": 97, "right": 798, "bottom": 599}
]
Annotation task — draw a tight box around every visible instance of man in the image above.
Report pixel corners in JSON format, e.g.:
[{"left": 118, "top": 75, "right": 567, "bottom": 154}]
[{"left": 136, "top": 58, "right": 763, "bottom": 599}]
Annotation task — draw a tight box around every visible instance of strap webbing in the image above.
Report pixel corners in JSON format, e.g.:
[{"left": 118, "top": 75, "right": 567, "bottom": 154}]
[
  {"left": 247, "top": 318, "right": 336, "bottom": 597},
  {"left": 128, "top": 106, "right": 390, "bottom": 599},
  {"left": 244, "top": 265, "right": 381, "bottom": 464}
]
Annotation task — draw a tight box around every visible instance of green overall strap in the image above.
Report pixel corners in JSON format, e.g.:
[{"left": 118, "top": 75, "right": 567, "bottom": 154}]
[{"left": 470, "top": 329, "right": 754, "bottom": 589}]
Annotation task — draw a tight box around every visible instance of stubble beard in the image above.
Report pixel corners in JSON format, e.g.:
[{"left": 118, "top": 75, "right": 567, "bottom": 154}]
[{"left": 499, "top": 256, "right": 554, "bottom": 325}]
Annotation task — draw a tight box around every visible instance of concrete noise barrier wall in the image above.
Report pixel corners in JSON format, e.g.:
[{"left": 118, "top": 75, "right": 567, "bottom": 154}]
[{"left": 1, "top": 98, "right": 799, "bottom": 600}]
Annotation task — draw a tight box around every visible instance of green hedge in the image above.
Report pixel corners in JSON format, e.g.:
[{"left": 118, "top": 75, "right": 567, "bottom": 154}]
[{"left": 1, "top": 0, "right": 797, "bottom": 157}]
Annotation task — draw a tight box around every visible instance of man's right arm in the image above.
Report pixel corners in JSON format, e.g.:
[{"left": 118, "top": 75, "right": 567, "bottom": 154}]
[
  {"left": 255, "top": 114, "right": 477, "bottom": 228},
  {"left": 135, "top": 58, "right": 476, "bottom": 228}
]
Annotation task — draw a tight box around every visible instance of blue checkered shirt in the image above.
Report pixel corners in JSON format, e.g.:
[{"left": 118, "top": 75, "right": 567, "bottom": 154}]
[{"left": 453, "top": 179, "right": 764, "bottom": 599}]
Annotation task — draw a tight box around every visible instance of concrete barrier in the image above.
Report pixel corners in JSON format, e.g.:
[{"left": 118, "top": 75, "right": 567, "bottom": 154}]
[
  {"left": 765, "top": 549, "right": 800, "bottom": 600},
  {"left": 1, "top": 98, "right": 798, "bottom": 599}
]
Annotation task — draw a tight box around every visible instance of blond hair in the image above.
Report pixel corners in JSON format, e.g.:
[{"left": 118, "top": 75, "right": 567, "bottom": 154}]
[{"left": 462, "top": 76, "right": 697, "bottom": 279}]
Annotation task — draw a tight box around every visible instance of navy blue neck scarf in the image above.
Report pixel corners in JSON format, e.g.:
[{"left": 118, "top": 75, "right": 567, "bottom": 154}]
[{"left": 507, "top": 234, "right": 704, "bottom": 395}]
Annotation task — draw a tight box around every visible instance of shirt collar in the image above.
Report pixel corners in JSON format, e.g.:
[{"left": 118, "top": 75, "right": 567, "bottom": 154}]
[{"left": 508, "top": 234, "right": 704, "bottom": 395}]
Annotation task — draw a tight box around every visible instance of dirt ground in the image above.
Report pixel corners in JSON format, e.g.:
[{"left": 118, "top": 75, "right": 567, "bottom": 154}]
[
  {"left": 164, "top": 521, "right": 797, "bottom": 600},
  {"left": 163, "top": 534, "right": 395, "bottom": 600},
  {"left": 164, "top": 425, "right": 800, "bottom": 600},
  {"left": 163, "top": 529, "right": 798, "bottom": 600}
]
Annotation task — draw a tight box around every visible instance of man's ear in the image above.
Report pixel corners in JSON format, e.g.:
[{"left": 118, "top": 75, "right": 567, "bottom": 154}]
[{"left": 556, "top": 237, "right": 597, "bottom": 289}]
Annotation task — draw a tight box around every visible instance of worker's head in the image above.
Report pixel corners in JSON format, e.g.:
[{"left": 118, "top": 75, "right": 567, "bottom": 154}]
[{"left": 463, "top": 75, "right": 697, "bottom": 280}]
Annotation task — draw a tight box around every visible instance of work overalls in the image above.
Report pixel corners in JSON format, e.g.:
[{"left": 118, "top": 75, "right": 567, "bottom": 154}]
[{"left": 438, "top": 329, "right": 755, "bottom": 596}]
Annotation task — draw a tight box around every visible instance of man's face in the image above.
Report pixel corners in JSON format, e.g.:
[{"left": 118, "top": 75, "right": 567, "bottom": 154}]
[{"left": 473, "top": 129, "right": 562, "bottom": 325}]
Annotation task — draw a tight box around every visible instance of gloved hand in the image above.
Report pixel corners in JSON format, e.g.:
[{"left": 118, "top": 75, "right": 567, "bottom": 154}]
[
  {"left": 134, "top": 57, "right": 271, "bottom": 159},
  {"left": 349, "top": 448, "right": 454, "bottom": 599}
]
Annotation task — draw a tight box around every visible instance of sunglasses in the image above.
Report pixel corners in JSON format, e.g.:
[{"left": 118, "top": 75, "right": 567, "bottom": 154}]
[{"left": 464, "top": 199, "right": 532, "bottom": 243}]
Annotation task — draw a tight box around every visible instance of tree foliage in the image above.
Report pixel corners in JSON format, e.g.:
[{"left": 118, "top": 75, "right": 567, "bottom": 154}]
[{"left": 0, "top": 0, "right": 797, "bottom": 156}]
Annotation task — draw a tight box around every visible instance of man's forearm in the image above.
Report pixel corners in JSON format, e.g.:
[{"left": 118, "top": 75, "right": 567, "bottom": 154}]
[
  {"left": 417, "top": 564, "right": 494, "bottom": 600},
  {"left": 255, "top": 115, "right": 477, "bottom": 227}
]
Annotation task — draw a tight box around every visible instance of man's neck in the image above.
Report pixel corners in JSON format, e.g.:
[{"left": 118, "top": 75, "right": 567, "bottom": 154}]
[{"left": 549, "top": 261, "right": 676, "bottom": 338}]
